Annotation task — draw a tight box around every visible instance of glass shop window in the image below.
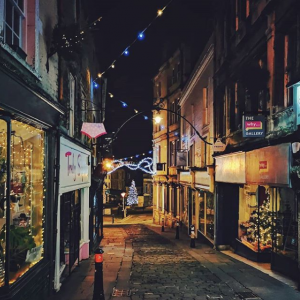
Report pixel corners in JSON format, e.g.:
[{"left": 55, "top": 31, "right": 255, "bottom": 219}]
[
  {"left": 272, "top": 188, "right": 297, "bottom": 261},
  {"left": 198, "top": 192, "right": 214, "bottom": 241},
  {"left": 0, "top": 119, "right": 45, "bottom": 286},
  {"left": 239, "top": 185, "right": 276, "bottom": 253}
]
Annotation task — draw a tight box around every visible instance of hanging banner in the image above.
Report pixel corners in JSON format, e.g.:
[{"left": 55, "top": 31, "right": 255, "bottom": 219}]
[{"left": 242, "top": 115, "right": 265, "bottom": 138}]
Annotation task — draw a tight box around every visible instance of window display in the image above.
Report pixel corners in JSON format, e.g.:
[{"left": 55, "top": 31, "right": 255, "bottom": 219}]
[
  {"left": 198, "top": 192, "right": 214, "bottom": 241},
  {"left": 0, "top": 119, "right": 45, "bottom": 286},
  {"left": 272, "top": 188, "right": 297, "bottom": 261},
  {"left": 239, "top": 186, "right": 273, "bottom": 252}
]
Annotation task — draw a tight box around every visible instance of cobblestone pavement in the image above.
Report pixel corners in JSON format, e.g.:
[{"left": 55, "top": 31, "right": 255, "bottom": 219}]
[
  {"left": 48, "top": 220, "right": 300, "bottom": 300},
  {"left": 112, "top": 225, "right": 299, "bottom": 300}
]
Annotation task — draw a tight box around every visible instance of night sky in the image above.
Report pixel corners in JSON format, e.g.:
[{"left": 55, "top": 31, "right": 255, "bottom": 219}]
[{"left": 91, "top": 0, "right": 213, "bottom": 159}]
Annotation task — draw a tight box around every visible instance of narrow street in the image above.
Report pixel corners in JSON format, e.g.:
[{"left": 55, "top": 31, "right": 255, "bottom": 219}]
[{"left": 48, "top": 214, "right": 300, "bottom": 300}]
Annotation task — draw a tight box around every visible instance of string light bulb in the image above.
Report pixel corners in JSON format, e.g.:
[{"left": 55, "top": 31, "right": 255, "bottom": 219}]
[
  {"left": 137, "top": 32, "right": 145, "bottom": 41},
  {"left": 134, "top": 109, "right": 139, "bottom": 114},
  {"left": 157, "top": 9, "right": 163, "bottom": 16},
  {"left": 123, "top": 48, "right": 130, "bottom": 56},
  {"left": 120, "top": 101, "right": 128, "bottom": 108},
  {"left": 108, "top": 93, "right": 114, "bottom": 98},
  {"left": 97, "top": 73, "right": 102, "bottom": 78},
  {"left": 94, "top": 82, "right": 99, "bottom": 88},
  {"left": 144, "top": 115, "right": 149, "bottom": 120},
  {"left": 111, "top": 64, "right": 115, "bottom": 69}
]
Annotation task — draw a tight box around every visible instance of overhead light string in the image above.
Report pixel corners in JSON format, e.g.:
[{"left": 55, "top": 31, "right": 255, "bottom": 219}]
[{"left": 95, "top": 0, "right": 175, "bottom": 80}]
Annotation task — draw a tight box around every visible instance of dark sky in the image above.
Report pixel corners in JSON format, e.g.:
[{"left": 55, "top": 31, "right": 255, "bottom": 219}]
[{"left": 91, "top": 0, "right": 213, "bottom": 159}]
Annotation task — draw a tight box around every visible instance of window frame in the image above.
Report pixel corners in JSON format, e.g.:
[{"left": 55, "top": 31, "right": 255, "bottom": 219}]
[{"left": 3, "top": 0, "right": 25, "bottom": 49}]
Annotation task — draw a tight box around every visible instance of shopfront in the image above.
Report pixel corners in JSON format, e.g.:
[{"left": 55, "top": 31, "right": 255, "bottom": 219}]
[
  {"left": 215, "top": 152, "right": 246, "bottom": 249},
  {"left": 195, "top": 170, "right": 214, "bottom": 243},
  {"left": 0, "top": 112, "right": 56, "bottom": 300},
  {"left": 236, "top": 144, "right": 298, "bottom": 279},
  {"left": 54, "top": 137, "right": 91, "bottom": 291}
]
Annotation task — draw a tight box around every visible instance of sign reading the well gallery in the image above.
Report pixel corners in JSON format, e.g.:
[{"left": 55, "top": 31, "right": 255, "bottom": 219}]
[{"left": 242, "top": 115, "right": 265, "bottom": 138}]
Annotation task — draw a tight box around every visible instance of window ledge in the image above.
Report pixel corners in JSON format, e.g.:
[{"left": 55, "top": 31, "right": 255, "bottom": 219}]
[{"left": 0, "top": 42, "right": 41, "bottom": 81}]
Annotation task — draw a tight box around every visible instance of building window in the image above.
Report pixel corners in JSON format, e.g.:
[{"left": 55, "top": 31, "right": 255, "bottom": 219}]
[
  {"left": 0, "top": 118, "right": 45, "bottom": 287},
  {"left": 172, "top": 68, "right": 176, "bottom": 85},
  {"left": 177, "top": 62, "right": 181, "bottom": 82},
  {"left": 169, "top": 99, "right": 179, "bottom": 125},
  {"left": 69, "top": 74, "right": 75, "bottom": 136},
  {"left": 203, "top": 87, "right": 208, "bottom": 125},
  {"left": 4, "top": 0, "right": 25, "bottom": 48},
  {"left": 157, "top": 82, "right": 161, "bottom": 97},
  {"left": 188, "top": 144, "right": 194, "bottom": 167},
  {"left": 190, "top": 104, "right": 195, "bottom": 136}
]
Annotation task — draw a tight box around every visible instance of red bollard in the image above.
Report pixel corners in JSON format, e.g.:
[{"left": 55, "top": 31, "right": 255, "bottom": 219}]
[{"left": 93, "top": 248, "right": 105, "bottom": 300}]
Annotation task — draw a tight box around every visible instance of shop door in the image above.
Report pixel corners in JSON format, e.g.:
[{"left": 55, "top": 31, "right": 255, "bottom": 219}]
[
  {"left": 60, "top": 190, "right": 81, "bottom": 275},
  {"left": 216, "top": 183, "right": 239, "bottom": 248}
]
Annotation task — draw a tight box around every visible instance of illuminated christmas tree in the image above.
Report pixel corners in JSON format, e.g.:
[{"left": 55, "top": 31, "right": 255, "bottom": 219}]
[{"left": 127, "top": 180, "right": 138, "bottom": 206}]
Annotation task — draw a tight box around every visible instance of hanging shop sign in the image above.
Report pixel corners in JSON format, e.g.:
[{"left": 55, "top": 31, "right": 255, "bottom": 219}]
[
  {"left": 242, "top": 115, "right": 265, "bottom": 138},
  {"left": 60, "top": 137, "right": 91, "bottom": 191},
  {"left": 213, "top": 139, "right": 226, "bottom": 152},
  {"left": 246, "top": 143, "right": 290, "bottom": 186},
  {"left": 293, "top": 82, "right": 300, "bottom": 125},
  {"left": 215, "top": 152, "right": 246, "bottom": 184}
]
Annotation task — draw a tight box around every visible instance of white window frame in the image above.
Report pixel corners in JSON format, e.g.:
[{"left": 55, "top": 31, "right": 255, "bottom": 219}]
[{"left": 3, "top": 0, "right": 25, "bottom": 48}]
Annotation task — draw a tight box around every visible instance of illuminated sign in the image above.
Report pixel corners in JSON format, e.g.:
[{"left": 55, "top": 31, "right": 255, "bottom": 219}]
[{"left": 243, "top": 115, "right": 265, "bottom": 138}]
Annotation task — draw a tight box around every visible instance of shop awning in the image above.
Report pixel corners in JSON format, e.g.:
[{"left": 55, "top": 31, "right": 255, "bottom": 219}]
[
  {"left": 0, "top": 68, "right": 65, "bottom": 127},
  {"left": 81, "top": 122, "right": 107, "bottom": 139}
]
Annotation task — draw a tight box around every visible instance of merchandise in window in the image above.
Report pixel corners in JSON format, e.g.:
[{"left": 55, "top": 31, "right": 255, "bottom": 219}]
[
  {"left": 198, "top": 192, "right": 214, "bottom": 241},
  {"left": 272, "top": 188, "right": 298, "bottom": 261},
  {"left": 239, "top": 186, "right": 274, "bottom": 252},
  {"left": 0, "top": 119, "right": 45, "bottom": 286}
]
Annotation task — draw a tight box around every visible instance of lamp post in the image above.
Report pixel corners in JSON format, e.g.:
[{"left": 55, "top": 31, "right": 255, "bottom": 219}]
[{"left": 121, "top": 192, "right": 126, "bottom": 218}]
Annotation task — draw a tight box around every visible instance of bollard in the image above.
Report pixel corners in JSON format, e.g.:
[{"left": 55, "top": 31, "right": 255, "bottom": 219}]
[
  {"left": 112, "top": 214, "right": 114, "bottom": 224},
  {"left": 190, "top": 224, "right": 196, "bottom": 248},
  {"left": 161, "top": 217, "right": 165, "bottom": 232},
  {"left": 93, "top": 248, "right": 105, "bottom": 300},
  {"left": 175, "top": 220, "right": 180, "bottom": 239}
]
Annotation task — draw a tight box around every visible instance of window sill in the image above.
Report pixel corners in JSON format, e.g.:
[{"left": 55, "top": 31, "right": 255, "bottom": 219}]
[{"left": 0, "top": 42, "right": 41, "bottom": 81}]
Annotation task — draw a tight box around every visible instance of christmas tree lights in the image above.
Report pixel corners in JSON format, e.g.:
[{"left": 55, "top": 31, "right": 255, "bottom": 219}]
[{"left": 127, "top": 180, "right": 138, "bottom": 206}]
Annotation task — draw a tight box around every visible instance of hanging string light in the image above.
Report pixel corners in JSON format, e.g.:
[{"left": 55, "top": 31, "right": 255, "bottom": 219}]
[{"left": 94, "top": 0, "right": 175, "bottom": 80}]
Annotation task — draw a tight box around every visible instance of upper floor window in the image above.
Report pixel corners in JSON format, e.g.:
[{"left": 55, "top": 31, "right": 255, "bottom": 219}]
[
  {"left": 177, "top": 62, "right": 181, "bottom": 82},
  {"left": 4, "top": 0, "right": 25, "bottom": 49},
  {"left": 169, "top": 99, "right": 179, "bottom": 125},
  {"left": 172, "top": 68, "right": 176, "bottom": 85},
  {"left": 1, "top": 0, "right": 39, "bottom": 69},
  {"left": 203, "top": 87, "right": 208, "bottom": 125},
  {"left": 190, "top": 104, "right": 195, "bottom": 136}
]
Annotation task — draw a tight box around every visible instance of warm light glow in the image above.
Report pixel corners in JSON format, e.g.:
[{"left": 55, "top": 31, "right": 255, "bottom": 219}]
[
  {"left": 157, "top": 9, "right": 163, "bottom": 16},
  {"left": 109, "top": 93, "right": 114, "bottom": 98},
  {"left": 103, "top": 159, "right": 113, "bottom": 170},
  {"left": 97, "top": 73, "right": 102, "bottom": 78},
  {"left": 121, "top": 192, "right": 126, "bottom": 198},
  {"left": 154, "top": 115, "right": 163, "bottom": 124}
]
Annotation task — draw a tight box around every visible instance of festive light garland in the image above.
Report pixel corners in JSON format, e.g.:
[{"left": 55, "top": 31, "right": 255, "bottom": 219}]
[
  {"left": 95, "top": 0, "right": 175, "bottom": 79},
  {"left": 107, "top": 157, "right": 155, "bottom": 175},
  {"left": 115, "top": 150, "right": 153, "bottom": 161}
]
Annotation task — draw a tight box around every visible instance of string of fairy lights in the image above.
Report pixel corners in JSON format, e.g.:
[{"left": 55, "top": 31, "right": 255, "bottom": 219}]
[
  {"left": 113, "top": 150, "right": 153, "bottom": 161},
  {"left": 94, "top": 0, "right": 175, "bottom": 81}
]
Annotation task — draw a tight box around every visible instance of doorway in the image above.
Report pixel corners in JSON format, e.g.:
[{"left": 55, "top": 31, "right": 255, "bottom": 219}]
[{"left": 60, "top": 190, "right": 81, "bottom": 275}]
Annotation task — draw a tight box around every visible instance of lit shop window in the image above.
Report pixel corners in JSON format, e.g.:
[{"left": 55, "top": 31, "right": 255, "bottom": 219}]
[{"left": 0, "top": 119, "right": 45, "bottom": 286}]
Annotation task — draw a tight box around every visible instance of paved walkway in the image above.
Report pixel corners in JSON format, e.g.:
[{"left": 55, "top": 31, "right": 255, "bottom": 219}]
[{"left": 48, "top": 216, "right": 300, "bottom": 300}]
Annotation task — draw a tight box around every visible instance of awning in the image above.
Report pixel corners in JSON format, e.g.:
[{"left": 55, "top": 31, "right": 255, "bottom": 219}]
[
  {"left": 0, "top": 68, "right": 65, "bottom": 127},
  {"left": 81, "top": 122, "right": 107, "bottom": 139}
]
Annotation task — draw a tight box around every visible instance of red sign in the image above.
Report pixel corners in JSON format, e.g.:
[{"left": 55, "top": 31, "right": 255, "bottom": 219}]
[{"left": 259, "top": 161, "right": 268, "bottom": 171}]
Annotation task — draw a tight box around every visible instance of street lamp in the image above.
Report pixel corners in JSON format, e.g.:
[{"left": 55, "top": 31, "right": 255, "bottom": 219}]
[
  {"left": 154, "top": 114, "right": 163, "bottom": 124},
  {"left": 121, "top": 192, "right": 126, "bottom": 218}
]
